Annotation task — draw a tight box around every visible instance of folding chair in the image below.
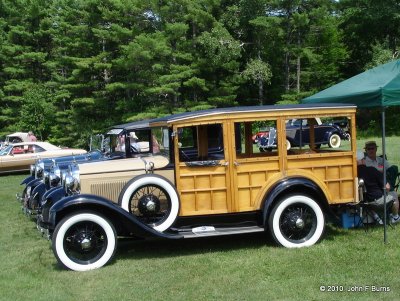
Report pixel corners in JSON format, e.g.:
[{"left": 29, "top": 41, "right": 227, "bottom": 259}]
[{"left": 355, "top": 178, "right": 394, "bottom": 231}]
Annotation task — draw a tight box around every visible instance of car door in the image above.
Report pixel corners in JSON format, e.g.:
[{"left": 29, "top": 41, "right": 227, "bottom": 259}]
[
  {"left": 174, "top": 122, "right": 234, "bottom": 216},
  {"left": 229, "top": 120, "right": 282, "bottom": 212}
]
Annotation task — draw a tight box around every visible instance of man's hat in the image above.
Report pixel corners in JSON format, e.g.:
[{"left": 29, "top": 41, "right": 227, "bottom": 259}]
[{"left": 364, "top": 141, "right": 377, "bottom": 149}]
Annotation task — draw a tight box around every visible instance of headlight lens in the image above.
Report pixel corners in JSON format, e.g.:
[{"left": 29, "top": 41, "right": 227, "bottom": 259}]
[
  {"left": 35, "top": 162, "right": 45, "bottom": 179},
  {"left": 64, "top": 164, "right": 80, "bottom": 195},
  {"left": 49, "top": 165, "right": 61, "bottom": 187}
]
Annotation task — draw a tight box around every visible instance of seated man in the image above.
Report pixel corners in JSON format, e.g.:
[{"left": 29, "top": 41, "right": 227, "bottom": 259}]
[
  {"left": 362, "top": 141, "right": 400, "bottom": 223},
  {"left": 357, "top": 151, "right": 400, "bottom": 224}
]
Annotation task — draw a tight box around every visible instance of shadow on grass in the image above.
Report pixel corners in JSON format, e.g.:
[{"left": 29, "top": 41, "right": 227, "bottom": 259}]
[
  {"left": 115, "top": 231, "right": 270, "bottom": 261},
  {"left": 114, "top": 222, "right": 361, "bottom": 262}
]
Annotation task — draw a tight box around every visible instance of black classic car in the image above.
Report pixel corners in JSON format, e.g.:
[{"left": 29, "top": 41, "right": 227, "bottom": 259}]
[
  {"left": 18, "top": 119, "right": 152, "bottom": 216},
  {"left": 258, "top": 118, "right": 350, "bottom": 151}
]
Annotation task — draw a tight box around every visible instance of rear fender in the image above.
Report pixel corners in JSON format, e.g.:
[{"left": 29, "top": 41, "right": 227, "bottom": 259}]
[
  {"left": 323, "top": 129, "right": 338, "bottom": 142},
  {"left": 262, "top": 177, "right": 332, "bottom": 225},
  {"left": 49, "top": 194, "right": 182, "bottom": 240}
]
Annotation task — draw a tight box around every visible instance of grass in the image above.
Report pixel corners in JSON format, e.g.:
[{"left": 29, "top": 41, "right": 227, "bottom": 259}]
[{"left": 1, "top": 137, "right": 400, "bottom": 301}]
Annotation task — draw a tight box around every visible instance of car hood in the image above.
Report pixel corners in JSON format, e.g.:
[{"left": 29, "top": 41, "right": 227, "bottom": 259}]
[
  {"left": 41, "top": 150, "right": 103, "bottom": 164},
  {"left": 77, "top": 155, "right": 170, "bottom": 175}
]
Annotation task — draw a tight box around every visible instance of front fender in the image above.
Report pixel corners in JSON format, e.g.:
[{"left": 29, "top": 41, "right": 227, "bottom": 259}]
[
  {"left": 21, "top": 175, "right": 35, "bottom": 185},
  {"left": 40, "top": 186, "right": 66, "bottom": 220},
  {"left": 32, "top": 182, "right": 46, "bottom": 200},
  {"left": 26, "top": 178, "right": 41, "bottom": 189},
  {"left": 41, "top": 186, "right": 66, "bottom": 207},
  {"left": 49, "top": 194, "right": 182, "bottom": 240},
  {"left": 262, "top": 177, "right": 332, "bottom": 225}
]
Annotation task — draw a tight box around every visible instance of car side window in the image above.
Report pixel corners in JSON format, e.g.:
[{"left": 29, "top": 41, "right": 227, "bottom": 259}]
[
  {"left": 235, "top": 120, "right": 279, "bottom": 158},
  {"left": 32, "top": 145, "right": 45, "bottom": 153},
  {"left": 178, "top": 124, "right": 224, "bottom": 162},
  {"left": 12, "top": 146, "right": 24, "bottom": 155},
  {"left": 286, "top": 116, "right": 352, "bottom": 155}
]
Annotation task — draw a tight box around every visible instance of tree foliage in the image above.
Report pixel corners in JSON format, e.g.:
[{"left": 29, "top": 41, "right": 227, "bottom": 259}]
[{"left": 0, "top": 0, "right": 399, "bottom": 146}]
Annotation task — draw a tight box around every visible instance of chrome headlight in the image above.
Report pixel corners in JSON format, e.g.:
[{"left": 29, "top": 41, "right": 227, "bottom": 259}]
[
  {"left": 44, "top": 170, "right": 50, "bottom": 186},
  {"left": 64, "top": 164, "right": 80, "bottom": 195},
  {"left": 60, "top": 170, "right": 68, "bottom": 187},
  {"left": 30, "top": 164, "right": 36, "bottom": 176},
  {"left": 35, "top": 162, "right": 45, "bottom": 179},
  {"left": 49, "top": 165, "right": 61, "bottom": 187}
]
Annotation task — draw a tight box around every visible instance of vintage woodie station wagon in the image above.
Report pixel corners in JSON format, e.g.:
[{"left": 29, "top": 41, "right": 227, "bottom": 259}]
[{"left": 37, "top": 103, "right": 359, "bottom": 271}]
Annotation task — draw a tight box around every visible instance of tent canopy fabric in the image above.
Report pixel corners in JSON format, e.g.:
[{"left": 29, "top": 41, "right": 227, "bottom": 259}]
[
  {"left": 301, "top": 59, "right": 400, "bottom": 243},
  {"left": 302, "top": 60, "right": 400, "bottom": 108}
]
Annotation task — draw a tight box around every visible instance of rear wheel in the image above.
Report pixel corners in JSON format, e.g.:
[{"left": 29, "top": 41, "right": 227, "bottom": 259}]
[
  {"left": 328, "top": 133, "right": 341, "bottom": 148},
  {"left": 52, "top": 211, "right": 117, "bottom": 271},
  {"left": 268, "top": 195, "right": 325, "bottom": 248}
]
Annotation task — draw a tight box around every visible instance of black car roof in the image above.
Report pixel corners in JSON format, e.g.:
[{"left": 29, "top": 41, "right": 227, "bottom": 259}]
[{"left": 111, "top": 119, "right": 153, "bottom": 131}]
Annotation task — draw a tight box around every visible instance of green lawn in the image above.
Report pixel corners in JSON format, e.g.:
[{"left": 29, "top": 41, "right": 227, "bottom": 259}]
[{"left": 1, "top": 137, "right": 400, "bottom": 301}]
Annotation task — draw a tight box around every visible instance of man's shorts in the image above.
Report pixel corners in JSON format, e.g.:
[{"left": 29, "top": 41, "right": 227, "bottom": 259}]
[{"left": 370, "top": 193, "right": 394, "bottom": 207}]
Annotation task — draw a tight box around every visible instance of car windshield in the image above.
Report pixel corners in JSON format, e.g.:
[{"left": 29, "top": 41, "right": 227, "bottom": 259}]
[
  {"left": 0, "top": 145, "right": 12, "bottom": 156},
  {"left": 152, "top": 127, "right": 170, "bottom": 158}
]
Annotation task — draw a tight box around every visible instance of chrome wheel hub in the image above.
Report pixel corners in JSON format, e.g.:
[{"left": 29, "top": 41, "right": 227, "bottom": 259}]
[
  {"left": 80, "top": 237, "right": 91, "bottom": 250},
  {"left": 295, "top": 218, "right": 305, "bottom": 229}
]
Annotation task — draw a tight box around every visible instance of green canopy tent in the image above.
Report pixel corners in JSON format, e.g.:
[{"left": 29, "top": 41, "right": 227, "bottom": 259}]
[{"left": 302, "top": 59, "right": 400, "bottom": 242}]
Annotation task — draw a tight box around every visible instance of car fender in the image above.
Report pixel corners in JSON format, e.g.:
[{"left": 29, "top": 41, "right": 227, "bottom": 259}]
[
  {"left": 323, "top": 129, "right": 337, "bottom": 142},
  {"left": 261, "top": 177, "right": 333, "bottom": 225},
  {"left": 26, "top": 178, "right": 41, "bottom": 188},
  {"left": 41, "top": 186, "right": 66, "bottom": 207},
  {"left": 48, "top": 194, "right": 183, "bottom": 240},
  {"left": 32, "top": 182, "right": 46, "bottom": 200},
  {"left": 21, "top": 175, "right": 35, "bottom": 185}
]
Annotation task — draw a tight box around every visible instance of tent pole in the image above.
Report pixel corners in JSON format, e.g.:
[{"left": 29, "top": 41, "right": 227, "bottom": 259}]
[{"left": 382, "top": 108, "right": 387, "bottom": 244}]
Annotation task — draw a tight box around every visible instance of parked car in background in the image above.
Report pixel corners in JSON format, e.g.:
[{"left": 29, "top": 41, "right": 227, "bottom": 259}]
[
  {"left": 35, "top": 104, "right": 360, "bottom": 271},
  {"left": 256, "top": 117, "right": 350, "bottom": 151},
  {"left": 0, "top": 142, "right": 86, "bottom": 174},
  {"left": 251, "top": 127, "right": 269, "bottom": 144},
  {"left": 285, "top": 118, "right": 349, "bottom": 150},
  {"left": 18, "top": 119, "right": 153, "bottom": 216},
  {"left": 4, "top": 132, "right": 31, "bottom": 145}
]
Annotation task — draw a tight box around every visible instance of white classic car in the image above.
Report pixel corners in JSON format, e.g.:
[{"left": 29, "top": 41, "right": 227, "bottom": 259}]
[{"left": 0, "top": 142, "right": 87, "bottom": 174}]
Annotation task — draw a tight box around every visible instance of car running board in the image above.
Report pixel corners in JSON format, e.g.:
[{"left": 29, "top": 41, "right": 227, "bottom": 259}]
[{"left": 171, "top": 225, "right": 265, "bottom": 238}]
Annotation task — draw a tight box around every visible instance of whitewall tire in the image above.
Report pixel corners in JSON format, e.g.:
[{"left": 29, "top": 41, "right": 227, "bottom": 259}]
[
  {"left": 119, "top": 175, "right": 179, "bottom": 232},
  {"left": 328, "top": 133, "right": 341, "bottom": 148},
  {"left": 52, "top": 211, "right": 117, "bottom": 271},
  {"left": 268, "top": 195, "right": 325, "bottom": 248}
]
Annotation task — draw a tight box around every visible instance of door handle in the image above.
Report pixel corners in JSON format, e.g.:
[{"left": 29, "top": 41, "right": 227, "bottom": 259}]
[{"left": 234, "top": 161, "right": 240, "bottom": 166}]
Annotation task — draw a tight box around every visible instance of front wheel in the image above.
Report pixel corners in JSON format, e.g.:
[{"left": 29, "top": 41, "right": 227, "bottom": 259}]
[
  {"left": 52, "top": 211, "right": 117, "bottom": 271},
  {"left": 119, "top": 175, "right": 179, "bottom": 232},
  {"left": 328, "top": 133, "right": 341, "bottom": 148},
  {"left": 268, "top": 195, "right": 325, "bottom": 248}
]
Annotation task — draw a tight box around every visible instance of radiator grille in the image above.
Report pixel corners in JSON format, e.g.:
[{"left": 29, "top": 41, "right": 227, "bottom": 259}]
[{"left": 90, "top": 180, "right": 127, "bottom": 203}]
